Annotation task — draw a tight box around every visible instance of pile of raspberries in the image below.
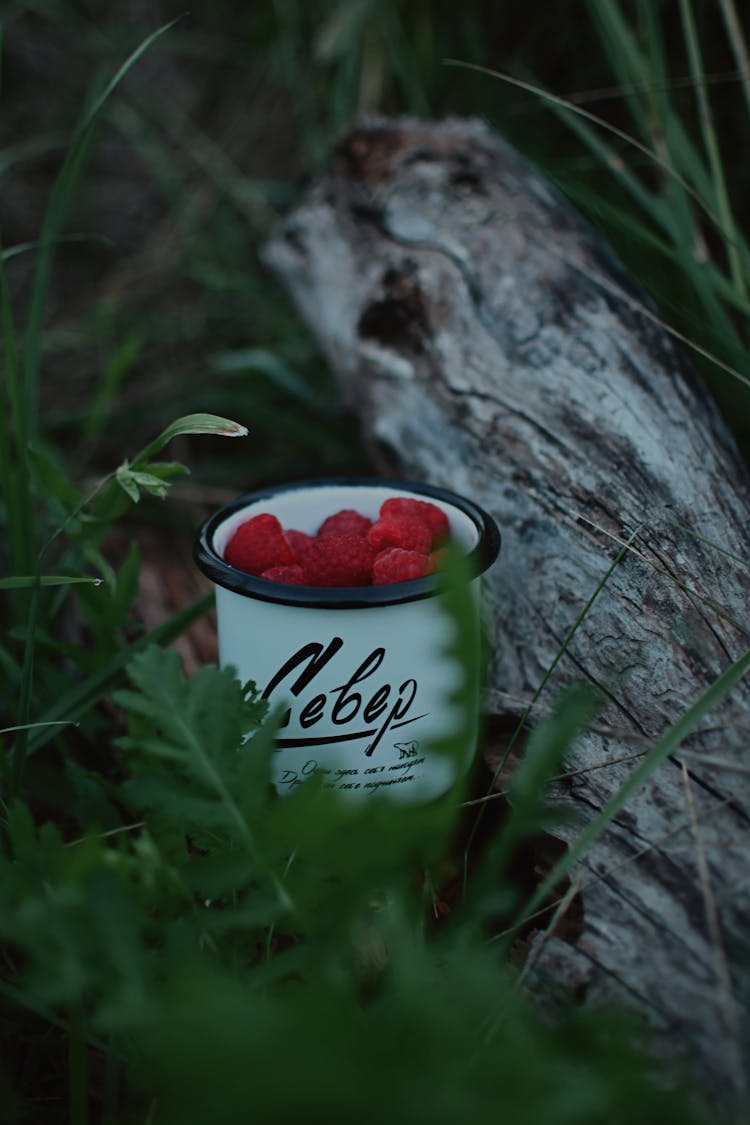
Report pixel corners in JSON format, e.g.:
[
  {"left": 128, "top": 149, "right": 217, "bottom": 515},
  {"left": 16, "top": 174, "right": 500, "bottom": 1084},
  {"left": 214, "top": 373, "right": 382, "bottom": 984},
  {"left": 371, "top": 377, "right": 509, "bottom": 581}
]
[{"left": 223, "top": 497, "right": 450, "bottom": 587}]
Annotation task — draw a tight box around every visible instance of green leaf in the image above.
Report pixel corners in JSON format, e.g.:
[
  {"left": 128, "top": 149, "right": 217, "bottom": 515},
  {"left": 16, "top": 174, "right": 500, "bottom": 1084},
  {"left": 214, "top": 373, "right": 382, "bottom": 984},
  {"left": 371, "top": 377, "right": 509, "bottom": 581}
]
[
  {"left": 28, "top": 444, "right": 81, "bottom": 508},
  {"left": 134, "top": 413, "right": 248, "bottom": 466},
  {"left": 5, "top": 800, "right": 38, "bottom": 861},
  {"left": 132, "top": 471, "right": 169, "bottom": 499},
  {"left": 457, "top": 688, "right": 594, "bottom": 931},
  {"left": 507, "top": 686, "right": 596, "bottom": 814},
  {"left": 115, "top": 462, "right": 180, "bottom": 502},
  {"left": 114, "top": 648, "right": 269, "bottom": 808},
  {"left": 64, "top": 758, "right": 121, "bottom": 832},
  {"left": 210, "top": 347, "right": 318, "bottom": 404},
  {"left": 139, "top": 460, "right": 190, "bottom": 482},
  {"left": 115, "top": 463, "right": 142, "bottom": 503},
  {"left": 113, "top": 648, "right": 298, "bottom": 915},
  {"left": 112, "top": 541, "right": 141, "bottom": 624}
]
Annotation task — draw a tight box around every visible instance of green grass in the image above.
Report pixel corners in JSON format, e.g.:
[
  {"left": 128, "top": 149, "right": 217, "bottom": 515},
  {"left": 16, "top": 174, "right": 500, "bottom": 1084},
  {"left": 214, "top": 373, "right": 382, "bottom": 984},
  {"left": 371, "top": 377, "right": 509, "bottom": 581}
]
[
  {"left": 0, "top": 2, "right": 749, "bottom": 1122},
  {"left": 514, "top": 0, "right": 750, "bottom": 447}
]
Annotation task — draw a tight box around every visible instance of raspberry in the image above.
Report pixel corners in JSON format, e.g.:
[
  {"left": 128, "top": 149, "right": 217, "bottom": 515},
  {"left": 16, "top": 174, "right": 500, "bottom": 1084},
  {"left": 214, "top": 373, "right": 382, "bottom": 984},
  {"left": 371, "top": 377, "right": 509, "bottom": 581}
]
[
  {"left": 380, "top": 497, "right": 449, "bottom": 546},
  {"left": 224, "top": 513, "right": 294, "bottom": 575},
  {"left": 224, "top": 499, "right": 454, "bottom": 588},
  {"left": 367, "top": 515, "right": 432, "bottom": 555},
  {"left": 300, "top": 533, "right": 375, "bottom": 587},
  {"left": 372, "top": 548, "right": 434, "bottom": 585},
  {"left": 317, "top": 508, "right": 373, "bottom": 538},
  {"left": 284, "top": 528, "right": 314, "bottom": 561},
  {"left": 261, "top": 564, "right": 306, "bottom": 585}
]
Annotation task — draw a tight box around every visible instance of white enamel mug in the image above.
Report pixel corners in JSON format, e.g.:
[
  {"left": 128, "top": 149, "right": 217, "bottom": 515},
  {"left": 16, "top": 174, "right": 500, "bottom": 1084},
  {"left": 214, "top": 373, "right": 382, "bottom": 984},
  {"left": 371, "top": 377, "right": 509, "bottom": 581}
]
[{"left": 195, "top": 478, "right": 500, "bottom": 803}]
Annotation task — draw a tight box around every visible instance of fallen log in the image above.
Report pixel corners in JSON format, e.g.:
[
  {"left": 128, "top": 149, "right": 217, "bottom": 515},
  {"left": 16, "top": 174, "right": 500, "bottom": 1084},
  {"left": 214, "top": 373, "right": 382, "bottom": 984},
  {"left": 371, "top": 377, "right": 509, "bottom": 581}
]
[{"left": 263, "top": 115, "right": 750, "bottom": 1103}]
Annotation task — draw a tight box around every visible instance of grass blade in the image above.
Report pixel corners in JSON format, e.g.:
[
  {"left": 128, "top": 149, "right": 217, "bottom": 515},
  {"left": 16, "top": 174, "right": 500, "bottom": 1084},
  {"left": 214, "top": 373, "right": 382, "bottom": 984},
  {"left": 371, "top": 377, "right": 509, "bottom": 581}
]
[
  {"left": 718, "top": 0, "right": 750, "bottom": 119},
  {"left": 0, "top": 575, "right": 103, "bottom": 590},
  {"left": 0, "top": 239, "right": 34, "bottom": 575},
  {"left": 2, "top": 233, "right": 115, "bottom": 262},
  {"left": 551, "top": 39, "right": 745, "bottom": 368},
  {"left": 22, "top": 16, "right": 183, "bottom": 439},
  {"left": 1, "top": 721, "right": 77, "bottom": 735},
  {"left": 509, "top": 643, "right": 750, "bottom": 940},
  {"left": 662, "top": 520, "right": 750, "bottom": 569},
  {"left": 10, "top": 572, "right": 43, "bottom": 795},
  {"left": 68, "top": 1006, "right": 89, "bottom": 1125},
  {"left": 463, "top": 526, "right": 642, "bottom": 869},
  {"left": 679, "top": 0, "right": 746, "bottom": 295},
  {"left": 559, "top": 246, "right": 750, "bottom": 392},
  {"left": 82, "top": 17, "right": 185, "bottom": 130},
  {"left": 681, "top": 761, "right": 748, "bottom": 1106},
  {"left": 443, "top": 59, "right": 725, "bottom": 234},
  {"left": 585, "top": 0, "right": 652, "bottom": 134},
  {"left": 26, "top": 593, "right": 214, "bottom": 756}
]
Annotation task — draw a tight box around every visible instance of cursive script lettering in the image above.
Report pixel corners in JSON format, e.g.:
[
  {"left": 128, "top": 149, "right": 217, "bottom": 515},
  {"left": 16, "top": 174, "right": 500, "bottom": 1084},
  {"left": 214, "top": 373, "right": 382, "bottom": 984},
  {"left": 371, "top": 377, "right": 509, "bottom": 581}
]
[
  {"left": 331, "top": 648, "right": 385, "bottom": 725},
  {"left": 265, "top": 638, "right": 424, "bottom": 757},
  {"left": 364, "top": 678, "right": 417, "bottom": 757},
  {"left": 262, "top": 638, "right": 344, "bottom": 728}
]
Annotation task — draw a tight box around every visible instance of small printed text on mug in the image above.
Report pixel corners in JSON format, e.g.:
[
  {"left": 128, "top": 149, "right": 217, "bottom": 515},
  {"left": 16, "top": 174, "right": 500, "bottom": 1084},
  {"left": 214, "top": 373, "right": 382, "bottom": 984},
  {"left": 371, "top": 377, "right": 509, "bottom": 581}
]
[{"left": 278, "top": 755, "right": 427, "bottom": 792}]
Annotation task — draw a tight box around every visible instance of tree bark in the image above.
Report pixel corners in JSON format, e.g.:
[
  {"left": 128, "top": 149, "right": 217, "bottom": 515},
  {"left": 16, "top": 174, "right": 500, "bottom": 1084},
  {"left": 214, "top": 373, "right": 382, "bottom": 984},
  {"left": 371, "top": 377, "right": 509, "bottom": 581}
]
[{"left": 263, "top": 115, "right": 750, "bottom": 1103}]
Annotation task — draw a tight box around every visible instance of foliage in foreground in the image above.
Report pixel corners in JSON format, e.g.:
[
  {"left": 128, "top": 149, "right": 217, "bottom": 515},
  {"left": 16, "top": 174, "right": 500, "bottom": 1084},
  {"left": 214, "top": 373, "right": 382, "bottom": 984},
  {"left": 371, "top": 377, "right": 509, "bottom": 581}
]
[
  {"left": 1, "top": 6, "right": 749, "bottom": 1122},
  {"left": 0, "top": 647, "right": 708, "bottom": 1125}
]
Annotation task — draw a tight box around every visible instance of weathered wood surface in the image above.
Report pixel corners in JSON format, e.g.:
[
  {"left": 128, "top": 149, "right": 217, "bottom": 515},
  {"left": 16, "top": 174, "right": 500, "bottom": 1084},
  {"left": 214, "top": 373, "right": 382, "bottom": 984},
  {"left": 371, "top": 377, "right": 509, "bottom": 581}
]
[{"left": 263, "top": 115, "right": 750, "bottom": 1101}]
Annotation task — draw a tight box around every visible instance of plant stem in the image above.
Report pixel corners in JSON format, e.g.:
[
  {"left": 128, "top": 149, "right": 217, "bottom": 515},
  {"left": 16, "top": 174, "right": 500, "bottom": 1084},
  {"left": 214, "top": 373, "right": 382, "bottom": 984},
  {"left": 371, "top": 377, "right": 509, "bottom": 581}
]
[
  {"left": 679, "top": 0, "right": 746, "bottom": 296},
  {"left": 0, "top": 238, "right": 34, "bottom": 575},
  {"left": 718, "top": 0, "right": 750, "bottom": 120},
  {"left": 27, "top": 593, "right": 214, "bottom": 756},
  {"left": 10, "top": 572, "right": 41, "bottom": 797},
  {"left": 68, "top": 1006, "right": 89, "bottom": 1125},
  {"left": 463, "top": 526, "right": 641, "bottom": 872},
  {"left": 22, "top": 18, "right": 182, "bottom": 439},
  {"left": 101, "top": 1047, "right": 121, "bottom": 1125},
  {"left": 509, "top": 642, "right": 750, "bottom": 943}
]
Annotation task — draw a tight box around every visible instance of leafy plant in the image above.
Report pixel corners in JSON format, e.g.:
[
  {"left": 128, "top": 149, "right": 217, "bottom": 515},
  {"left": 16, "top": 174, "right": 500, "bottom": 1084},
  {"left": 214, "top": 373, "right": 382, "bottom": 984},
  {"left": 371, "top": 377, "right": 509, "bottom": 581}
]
[
  {"left": 1, "top": 409, "right": 247, "bottom": 809},
  {"left": 1, "top": 5, "right": 748, "bottom": 1122},
  {"left": 0, "top": 641, "right": 713, "bottom": 1125}
]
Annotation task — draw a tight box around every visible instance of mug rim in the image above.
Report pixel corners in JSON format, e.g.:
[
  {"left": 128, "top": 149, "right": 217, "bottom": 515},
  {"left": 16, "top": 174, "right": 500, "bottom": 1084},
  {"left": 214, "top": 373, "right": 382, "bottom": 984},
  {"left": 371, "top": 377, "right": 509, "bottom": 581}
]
[{"left": 194, "top": 476, "right": 501, "bottom": 609}]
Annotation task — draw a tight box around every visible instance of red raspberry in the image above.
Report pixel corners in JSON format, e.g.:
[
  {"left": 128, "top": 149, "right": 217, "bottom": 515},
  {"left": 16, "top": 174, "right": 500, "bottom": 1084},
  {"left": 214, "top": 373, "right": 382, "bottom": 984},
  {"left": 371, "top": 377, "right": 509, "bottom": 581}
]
[
  {"left": 367, "top": 515, "right": 432, "bottom": 555},
  {"left": 224, "top": 513, "right": 294, "bottom": 575},
  {"left": 373, "top": 548, "right": 434, "bottom": 585},
  {"left": 300, "top": 533, "right": 375, "bottom": 587},
  {"left": 317, "top": 508, "right": 373, "bottom": 538},
  {"left": 261, "top": 564, "right": 307, "bottom": 585},
  {"left": 284, "top": 528, "right": 314, "bottom": 561},
  {"left": 380, "top": 497, "right": 450, "bottom": 546}
]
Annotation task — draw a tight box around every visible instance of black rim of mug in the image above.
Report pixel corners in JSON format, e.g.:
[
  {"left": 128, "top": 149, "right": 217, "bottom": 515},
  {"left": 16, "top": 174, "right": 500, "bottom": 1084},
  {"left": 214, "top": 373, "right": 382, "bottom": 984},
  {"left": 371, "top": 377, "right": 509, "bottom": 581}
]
[{"left": 194, "top": 476, "right": 501, "bottom": 609}]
